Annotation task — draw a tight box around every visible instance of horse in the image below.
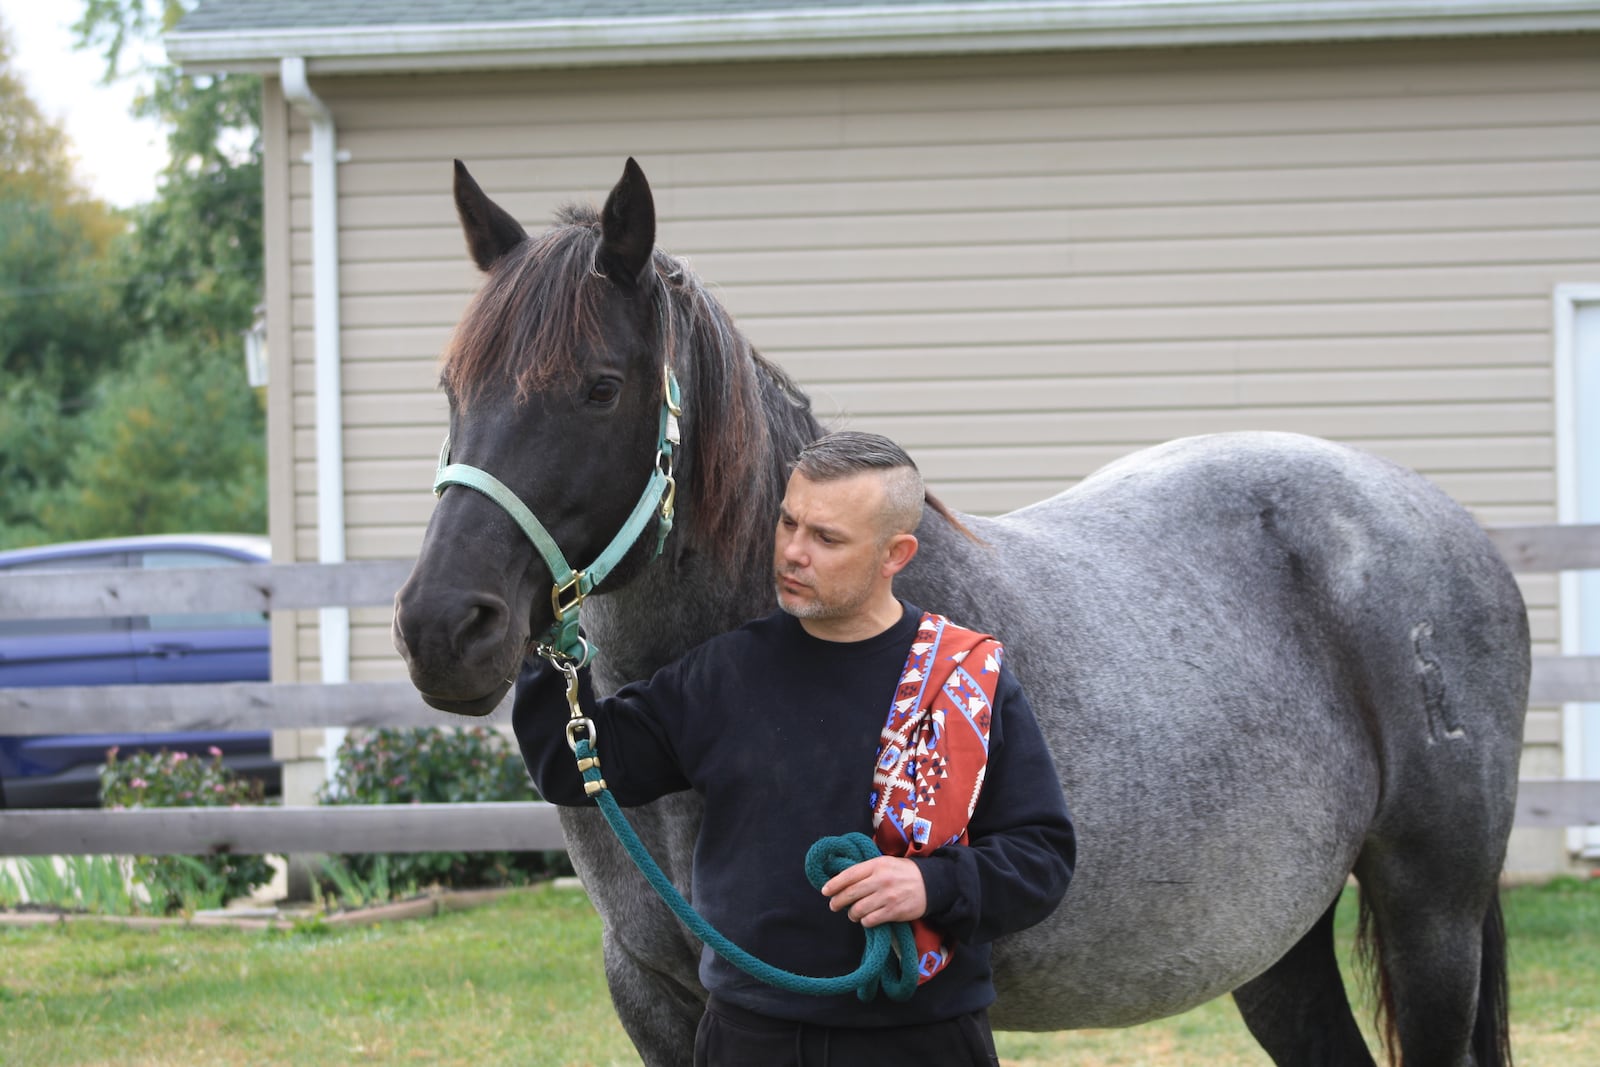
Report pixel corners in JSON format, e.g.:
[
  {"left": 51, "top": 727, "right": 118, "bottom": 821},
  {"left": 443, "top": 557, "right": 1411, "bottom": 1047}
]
[{"left": 393, "top": 158, "right": 1530, "bottom": 1066}]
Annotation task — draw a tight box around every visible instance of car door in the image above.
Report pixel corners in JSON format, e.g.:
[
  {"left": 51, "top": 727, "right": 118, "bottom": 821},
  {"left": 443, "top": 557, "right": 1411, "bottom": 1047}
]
[
  {"left": 0, "top": 551, "right": 135, "bottom": 687},
  {"left": 130, "top": 549, "right": 270, "bottom": 685},
  {"left": 0, "top": 551, "right": 136, "bottom": 800}
]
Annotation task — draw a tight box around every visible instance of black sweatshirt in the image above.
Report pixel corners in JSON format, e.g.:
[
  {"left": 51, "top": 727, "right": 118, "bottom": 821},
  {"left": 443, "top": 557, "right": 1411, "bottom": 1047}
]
[{"left": 512, "top": 601, "right": 1076, "bottom": 1027}]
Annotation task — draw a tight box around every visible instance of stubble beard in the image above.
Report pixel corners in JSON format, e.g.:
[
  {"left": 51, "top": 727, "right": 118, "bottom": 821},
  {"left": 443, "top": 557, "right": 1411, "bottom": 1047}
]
[{"left": 774, "top": 570, "right": 873, "bottom": 621}]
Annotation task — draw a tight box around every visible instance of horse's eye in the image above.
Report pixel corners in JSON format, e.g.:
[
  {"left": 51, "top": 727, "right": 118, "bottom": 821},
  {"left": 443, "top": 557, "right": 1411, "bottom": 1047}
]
[{"left": 587, "top": 379, "right": 620, "bottom": 406}]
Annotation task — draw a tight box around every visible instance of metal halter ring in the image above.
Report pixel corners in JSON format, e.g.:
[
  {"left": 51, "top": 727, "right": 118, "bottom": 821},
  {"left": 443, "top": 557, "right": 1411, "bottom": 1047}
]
[
  {"left": 565, "top": 716, "right": 597, "bottom": 752},
  {"left": 537, "top": 635, "right": 594, "bottom": 672}
]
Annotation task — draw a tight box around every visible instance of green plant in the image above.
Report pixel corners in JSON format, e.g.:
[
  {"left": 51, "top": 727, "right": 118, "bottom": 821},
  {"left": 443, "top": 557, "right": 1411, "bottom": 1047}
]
[
  {"left": 319, "top": 726, "right": 572, "bottom": 897},
  {"left": 0, "top": 863, "right": 21, "bottom": 908},
  {"left": 0, "top": 856, "right": 135, "bottom": 915},
  {"left": 99, "top": 746, "right": 274, "bottom": 914},
  {"left": 316, "top": 854, "right": 397, "bottom": 911}
]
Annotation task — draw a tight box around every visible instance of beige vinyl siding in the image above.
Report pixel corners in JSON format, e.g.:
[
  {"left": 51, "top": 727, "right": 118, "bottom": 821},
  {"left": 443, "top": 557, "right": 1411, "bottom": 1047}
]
[{"left": 270, "top": 28, "right": 1593, "bottom": 813}]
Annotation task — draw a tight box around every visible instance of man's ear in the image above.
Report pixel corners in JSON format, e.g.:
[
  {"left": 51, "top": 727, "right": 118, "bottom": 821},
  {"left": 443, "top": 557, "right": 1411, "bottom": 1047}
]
[{"left": 882, "top": 533, "right": 919, "bottom": 578}]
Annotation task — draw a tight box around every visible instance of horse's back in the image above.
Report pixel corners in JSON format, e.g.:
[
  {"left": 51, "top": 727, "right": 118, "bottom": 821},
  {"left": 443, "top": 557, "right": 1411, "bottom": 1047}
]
[{"left": 907, "top": 432, "right": 1529, "bottom": 1028}]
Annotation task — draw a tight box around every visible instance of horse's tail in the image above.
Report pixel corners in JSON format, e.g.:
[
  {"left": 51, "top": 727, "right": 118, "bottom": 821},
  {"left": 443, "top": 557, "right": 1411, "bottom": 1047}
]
[
  {"left": 1355, "top": 890, "right": 1399, "bottom": 1063},
  {"left": 1357, "top": 889, "right": 1514, "bottom": 1067},
  {"left": 1473, "top": 893, "right": 1513, "bottom": 1067}
]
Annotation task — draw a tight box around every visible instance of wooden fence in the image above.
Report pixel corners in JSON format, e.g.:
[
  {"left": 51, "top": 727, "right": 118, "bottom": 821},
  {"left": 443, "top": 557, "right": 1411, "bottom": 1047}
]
[{"left": 1, "top": 524, "right": 1598, "bottom": 859}]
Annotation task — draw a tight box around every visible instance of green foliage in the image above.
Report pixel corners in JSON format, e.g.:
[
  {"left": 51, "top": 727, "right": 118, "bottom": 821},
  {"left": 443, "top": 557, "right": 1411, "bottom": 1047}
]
[
  {"left": 0, "top": 377, "right": 77, "bottom": 548},
  {"left": 320, "top": 727, "right": 573, "bottom": 896},
  {"left": 316, "top": 854, "right": 398, "bottom": 912},
  {"left": 114, "top": 158, "right": 262, "bottom": 346},
  {"left": 0, "top": 191, "right": 128, "bottom": 397},
  {"left": 31, "top": 336, "right": 266, "bottom": 540},
  {"left": 1, "top": 16, "right": 128, "bottom": 396},
  {"left": 0, "top": 856, "right": 136, "bottom": 915},
  {"left": 100, "top": 746, "right": 274, "bottom": 914},
  {"left": 0, "top": 18, "right": 101, "bottom": 203},
  {"left": 0, "top": 2, "right": 265, "bottom": 550}
]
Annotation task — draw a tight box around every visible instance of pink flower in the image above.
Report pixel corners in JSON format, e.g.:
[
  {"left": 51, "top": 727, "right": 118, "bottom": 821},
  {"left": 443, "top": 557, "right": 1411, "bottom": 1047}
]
[
  {"left": 390, "top": 775, "right": 406, "bottom": 788},
  {"left": 130, "top": 778, "right": 147, "bottom": 789},
  {"left": 213, "top": 784, "right": 226, "bottom": 793},
  {"left": 171, "top": 751, "right": 188, "bottom": 762},
  {"left": 208, "top": 746, "right": 222, "bottom": 758}
]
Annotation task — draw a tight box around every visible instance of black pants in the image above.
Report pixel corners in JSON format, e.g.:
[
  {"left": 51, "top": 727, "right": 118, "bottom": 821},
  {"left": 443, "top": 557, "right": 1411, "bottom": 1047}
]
[{"left": 693, "top": 996, "right": 1001, "bottom": 1067}]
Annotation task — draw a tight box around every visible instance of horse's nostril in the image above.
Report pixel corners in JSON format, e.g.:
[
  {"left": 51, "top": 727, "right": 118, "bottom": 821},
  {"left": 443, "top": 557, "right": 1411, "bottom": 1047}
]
[{"left": 452, "top": 594, "right": 510, "bottom": 658}]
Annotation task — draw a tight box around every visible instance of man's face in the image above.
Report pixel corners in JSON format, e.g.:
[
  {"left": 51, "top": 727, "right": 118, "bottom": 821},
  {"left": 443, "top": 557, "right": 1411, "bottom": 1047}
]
[{"left": 773, "top": 470, "right": 891, "bottom": 622}]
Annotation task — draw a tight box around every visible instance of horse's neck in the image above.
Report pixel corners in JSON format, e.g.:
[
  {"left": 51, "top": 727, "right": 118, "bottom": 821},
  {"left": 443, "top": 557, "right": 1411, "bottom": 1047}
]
[
  {"left": 583, "top": 531, "right": 771, "bottom": 692},
  {"left": 583, "top": 348, "right": 805, "bottom": 690}
]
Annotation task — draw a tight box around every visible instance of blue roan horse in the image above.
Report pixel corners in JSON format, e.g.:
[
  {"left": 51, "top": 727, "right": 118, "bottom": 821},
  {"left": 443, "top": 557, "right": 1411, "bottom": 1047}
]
[{"left": 393, "top": 159, "right": 1530, "bottom": 1066}]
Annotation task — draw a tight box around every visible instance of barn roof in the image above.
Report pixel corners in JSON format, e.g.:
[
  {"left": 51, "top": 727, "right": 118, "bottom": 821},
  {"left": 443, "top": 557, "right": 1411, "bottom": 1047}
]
[{"left": 167, "top": 0, "right": 1600, "bottom": 74}]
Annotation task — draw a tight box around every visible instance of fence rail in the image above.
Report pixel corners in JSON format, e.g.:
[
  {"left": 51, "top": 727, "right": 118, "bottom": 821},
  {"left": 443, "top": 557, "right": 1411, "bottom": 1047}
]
[
  {"left": 0, "top": 802, "right": 565, "bottom": 856},
  {"left": 3, "top": 522, "right": 1599, "bottom": 859}
]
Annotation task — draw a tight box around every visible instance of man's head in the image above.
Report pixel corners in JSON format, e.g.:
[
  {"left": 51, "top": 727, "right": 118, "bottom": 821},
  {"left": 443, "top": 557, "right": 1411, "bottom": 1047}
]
[{"left": 774, "top": 432, "right": 923, "bottom": 641}]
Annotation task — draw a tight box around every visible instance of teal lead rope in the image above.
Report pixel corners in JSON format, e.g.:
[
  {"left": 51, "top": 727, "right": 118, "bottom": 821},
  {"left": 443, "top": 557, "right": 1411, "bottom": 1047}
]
[{"left": 572, "top": 736, "right": 920, "bottom": 1002}]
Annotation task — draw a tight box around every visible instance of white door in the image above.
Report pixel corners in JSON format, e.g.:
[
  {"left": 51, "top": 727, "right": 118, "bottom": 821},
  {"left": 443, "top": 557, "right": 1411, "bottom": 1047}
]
[{"left": 1556, "top": 285, "right": 1600, "bottom": 856}]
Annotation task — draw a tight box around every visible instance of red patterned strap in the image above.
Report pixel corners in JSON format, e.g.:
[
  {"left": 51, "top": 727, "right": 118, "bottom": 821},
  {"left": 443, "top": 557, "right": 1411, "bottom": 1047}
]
[{"left": 870, "top": 612, "right": 1003, "bottom": 984}]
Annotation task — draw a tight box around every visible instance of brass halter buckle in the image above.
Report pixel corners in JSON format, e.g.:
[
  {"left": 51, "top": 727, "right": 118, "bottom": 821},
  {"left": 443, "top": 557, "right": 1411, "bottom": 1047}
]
[{"left": 551, "top": 571, "right": 585, "bottom": 620}]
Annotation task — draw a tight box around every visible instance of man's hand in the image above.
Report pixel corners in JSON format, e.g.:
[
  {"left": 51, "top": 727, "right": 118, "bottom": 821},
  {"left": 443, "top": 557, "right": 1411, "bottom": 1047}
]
[{"left": 821, "top": 856, "right": 927, "bottom": 927}]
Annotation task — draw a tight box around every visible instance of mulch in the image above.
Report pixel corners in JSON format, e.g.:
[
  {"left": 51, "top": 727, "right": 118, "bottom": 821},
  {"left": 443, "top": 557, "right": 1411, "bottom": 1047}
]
[{"left": 0, "top": 884, "right": 536, "bottom": 931}]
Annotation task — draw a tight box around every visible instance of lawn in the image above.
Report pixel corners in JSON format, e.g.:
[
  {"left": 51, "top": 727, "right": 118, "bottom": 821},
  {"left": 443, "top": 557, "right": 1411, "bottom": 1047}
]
[{"left": 1, "top": 877, "right": 1594, "bottom": 1066}]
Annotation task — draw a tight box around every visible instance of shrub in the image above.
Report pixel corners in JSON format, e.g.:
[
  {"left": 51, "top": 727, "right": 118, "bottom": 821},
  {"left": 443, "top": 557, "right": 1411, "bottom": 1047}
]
[
  {"left": 319, "top": 726, "right": 571, "bottom": 896},
  {"left": 99, "top": 746, "right": 275, "bottom": 914}
]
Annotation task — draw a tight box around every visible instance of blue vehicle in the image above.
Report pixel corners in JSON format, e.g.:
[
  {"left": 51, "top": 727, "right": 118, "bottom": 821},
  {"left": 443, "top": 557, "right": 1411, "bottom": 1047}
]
[{"left": 0, "top": 534, "right": 278, "bottom": 808}]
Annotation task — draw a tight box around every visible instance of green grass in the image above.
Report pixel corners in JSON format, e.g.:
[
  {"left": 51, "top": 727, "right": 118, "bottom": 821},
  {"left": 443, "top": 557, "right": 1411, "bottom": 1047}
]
[
  {"left": 1, "top": 878, "right": 1595, "bottom": 1066},
  {"left": 0, "top": 885, "right": 633, "bottom": 1067},
  {"left": 996, "top": 877, "right": 1600, "bottom": 1066}
]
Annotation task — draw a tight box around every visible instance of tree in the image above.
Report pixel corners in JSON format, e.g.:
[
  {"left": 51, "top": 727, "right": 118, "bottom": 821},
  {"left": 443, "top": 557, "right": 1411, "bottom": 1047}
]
[
  {"left": 32, "top": 335, "right": 267, "bottom": 539},
  {"left": 76, "top": 0, "right": 264, "bottom": 347},
  {"left": 0, "top": 0, "right": 269, "bottom": 547},
  {"left": 0, "top": 16, "right": 128, "bottom": 546}
]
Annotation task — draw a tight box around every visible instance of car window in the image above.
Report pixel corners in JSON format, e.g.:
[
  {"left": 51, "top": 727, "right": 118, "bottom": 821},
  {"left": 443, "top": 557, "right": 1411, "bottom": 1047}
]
[
  {"left": 0, "top": 552, "right": 129, "bottom": 638},
  {"left": 139, "top": 550, "right": 268, "bottom": 631}
]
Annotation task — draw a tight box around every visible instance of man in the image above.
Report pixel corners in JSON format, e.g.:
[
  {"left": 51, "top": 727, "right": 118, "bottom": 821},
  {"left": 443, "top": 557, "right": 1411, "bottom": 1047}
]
[{"left": 514, "top": 431, "right": 1075, "bottom": 1066}]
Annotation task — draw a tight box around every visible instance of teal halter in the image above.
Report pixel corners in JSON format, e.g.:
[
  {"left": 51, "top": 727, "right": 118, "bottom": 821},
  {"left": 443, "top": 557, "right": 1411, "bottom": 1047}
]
[{"left": 433, "top": 366, "right": 682, "bottom": 662}]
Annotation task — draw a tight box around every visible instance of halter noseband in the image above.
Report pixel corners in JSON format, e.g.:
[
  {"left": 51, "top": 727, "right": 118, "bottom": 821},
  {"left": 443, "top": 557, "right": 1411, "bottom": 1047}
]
[{"left": 432, "top": 366, "right": 682, "bottom": 663}]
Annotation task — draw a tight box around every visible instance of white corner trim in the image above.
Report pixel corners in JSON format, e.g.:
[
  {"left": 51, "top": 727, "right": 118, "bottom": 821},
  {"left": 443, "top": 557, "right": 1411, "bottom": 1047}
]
[{"left": 167, "top": 1, "right": 1600, "bottom": 74}]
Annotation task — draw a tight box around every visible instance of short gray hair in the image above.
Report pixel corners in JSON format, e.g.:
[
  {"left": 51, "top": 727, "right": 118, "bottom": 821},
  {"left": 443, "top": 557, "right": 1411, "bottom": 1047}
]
[{"left": 792, "top": 431, "right": 924, "bottom": 539}]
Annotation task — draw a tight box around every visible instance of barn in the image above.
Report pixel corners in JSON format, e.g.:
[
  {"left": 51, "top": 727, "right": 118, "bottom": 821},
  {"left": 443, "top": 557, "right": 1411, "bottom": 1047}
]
[{"left": 165, "top": 0, "right": 1600, "bottom": 873}]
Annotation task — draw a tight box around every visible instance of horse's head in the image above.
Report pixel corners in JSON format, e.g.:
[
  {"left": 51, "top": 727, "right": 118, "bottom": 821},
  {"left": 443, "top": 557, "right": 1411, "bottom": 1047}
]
[{"left": 393, "top": 158, "right": 685, "bottom": 714}]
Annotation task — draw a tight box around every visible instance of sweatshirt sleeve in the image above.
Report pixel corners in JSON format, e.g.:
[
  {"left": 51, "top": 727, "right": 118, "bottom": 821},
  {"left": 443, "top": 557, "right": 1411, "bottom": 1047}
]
[
  {"left": 911, "top": 665, "right": 1076, "bottom": 945},
  {"left": 511, "top": 655, "right": 693, "bottom": 808}
]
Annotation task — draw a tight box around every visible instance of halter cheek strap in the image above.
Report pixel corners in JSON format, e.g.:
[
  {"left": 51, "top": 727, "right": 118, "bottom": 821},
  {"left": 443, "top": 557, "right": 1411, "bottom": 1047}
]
[{"left": 432, "top": 366, "right": 682, "bottom": 661}]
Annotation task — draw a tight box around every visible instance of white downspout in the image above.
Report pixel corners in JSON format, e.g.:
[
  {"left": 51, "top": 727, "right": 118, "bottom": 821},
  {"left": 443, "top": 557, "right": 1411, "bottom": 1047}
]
[{"left": 280, "top": 57, "right": 349, "bottom": 784}]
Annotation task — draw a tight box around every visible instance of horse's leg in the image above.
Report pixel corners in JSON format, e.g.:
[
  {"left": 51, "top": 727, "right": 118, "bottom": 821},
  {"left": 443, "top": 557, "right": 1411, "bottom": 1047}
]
[
  {"left": 1231, "top": 894, "right": 1376, "bottom": 1067},
  {"left": 600, "top": 930, "right": 703, "bottom": 1067},
  {"left": 560, "top": 800, "right": 707, "bottom": 1067},
  {"left": 1352, "top": 845, "right": 1508, "bottom": 1067}
]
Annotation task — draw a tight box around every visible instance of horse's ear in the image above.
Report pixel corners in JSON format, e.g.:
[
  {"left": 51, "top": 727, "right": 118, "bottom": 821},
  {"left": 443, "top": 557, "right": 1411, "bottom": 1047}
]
[
  {"left": 597, "top": 157, "right": 656, "bottom": 289},
  {"left": 453, "top": 159, "right": 528, "bottom": 271}
]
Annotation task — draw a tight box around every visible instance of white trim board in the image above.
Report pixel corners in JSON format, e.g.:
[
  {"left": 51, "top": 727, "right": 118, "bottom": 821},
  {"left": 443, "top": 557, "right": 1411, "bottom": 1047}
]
[{"left": 165, "top": 1, "right": 1600, "bottom": 74}]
